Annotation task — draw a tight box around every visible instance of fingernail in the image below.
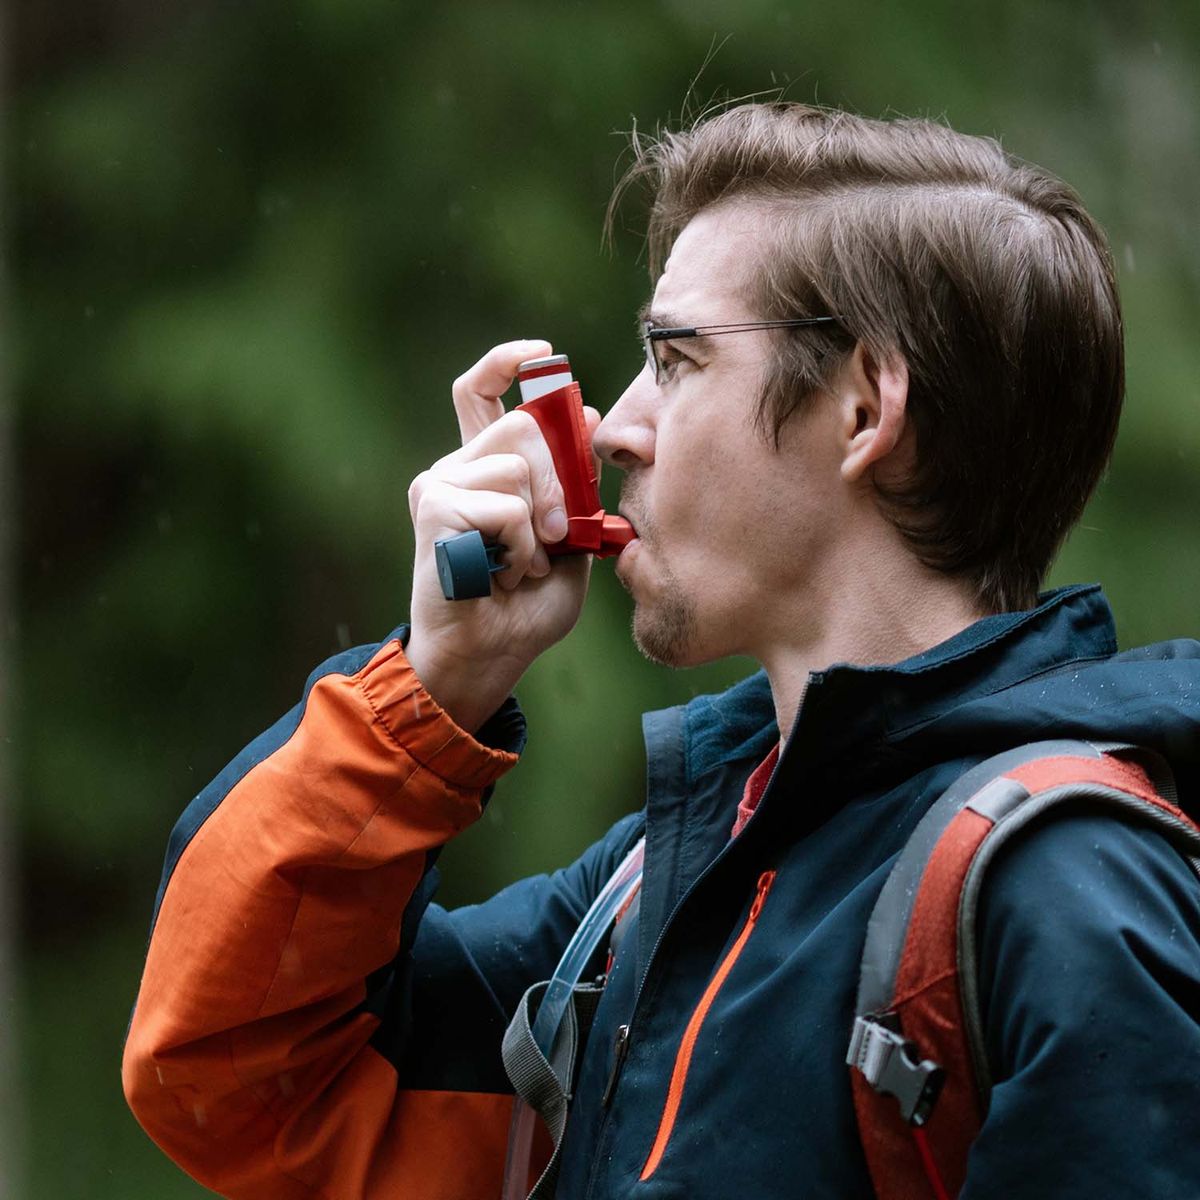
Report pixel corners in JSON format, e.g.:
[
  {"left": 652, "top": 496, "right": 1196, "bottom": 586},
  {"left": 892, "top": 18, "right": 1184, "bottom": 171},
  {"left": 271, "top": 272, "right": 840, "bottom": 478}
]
[{"left": 544, "top": 507, "right": 568, "bottom": 542}]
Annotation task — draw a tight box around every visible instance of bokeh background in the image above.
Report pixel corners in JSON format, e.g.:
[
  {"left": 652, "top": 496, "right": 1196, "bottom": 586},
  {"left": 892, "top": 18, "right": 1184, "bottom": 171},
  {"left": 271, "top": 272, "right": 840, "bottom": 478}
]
[{"left": 4, "top": 1, "right": 1199, "bottom": 1195}]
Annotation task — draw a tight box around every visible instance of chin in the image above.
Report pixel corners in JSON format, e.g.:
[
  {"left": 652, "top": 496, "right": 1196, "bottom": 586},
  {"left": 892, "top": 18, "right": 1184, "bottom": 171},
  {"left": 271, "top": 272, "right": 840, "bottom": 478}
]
[{"left": 630, "top": 593, "right": 702, "bottom": 668}]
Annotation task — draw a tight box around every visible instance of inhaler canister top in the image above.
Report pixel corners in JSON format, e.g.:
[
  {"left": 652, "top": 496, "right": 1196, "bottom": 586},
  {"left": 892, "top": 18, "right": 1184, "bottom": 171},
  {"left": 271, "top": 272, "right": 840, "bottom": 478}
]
[{"left": 517, "top": 354, "right": 573, "bottom": 402}]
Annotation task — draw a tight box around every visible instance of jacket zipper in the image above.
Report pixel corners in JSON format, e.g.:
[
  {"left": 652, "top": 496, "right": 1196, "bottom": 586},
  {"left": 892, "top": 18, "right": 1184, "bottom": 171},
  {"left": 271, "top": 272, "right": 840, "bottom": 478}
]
[
  {"left": 581, "top": 791, "right": 779, "bottom": 1199},
  {"left": 638, "top": 869, "right": 777, "bottom": 1181},
  {"left": 593, "top": 845, "right": 740, "bottom": 1118},
  {"left": 601, "top": 1024, "right": 630, "bottom": 1108}
]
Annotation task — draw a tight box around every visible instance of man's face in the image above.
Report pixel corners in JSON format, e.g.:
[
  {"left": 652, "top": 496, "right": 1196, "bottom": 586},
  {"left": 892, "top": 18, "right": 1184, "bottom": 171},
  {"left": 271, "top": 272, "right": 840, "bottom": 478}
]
[{"left": 593, "top": 203, "right": 847, "bottom": 668}]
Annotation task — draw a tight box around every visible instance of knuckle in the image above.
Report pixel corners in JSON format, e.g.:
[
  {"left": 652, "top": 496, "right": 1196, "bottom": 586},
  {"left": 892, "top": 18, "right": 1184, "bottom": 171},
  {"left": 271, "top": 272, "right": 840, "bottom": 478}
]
[
  {"left": 500, "top": 453, "right": 532, "bottom": 490},
  {"left": 409, "top": 471, "right": 454, "bottom": 525},
  {"left": 407, "top": 470, "right": 430, "bottom": 508},
  {"left": 502, "top": 491, "right": 531, "bottom": 522},
  {"left": 490, "top": 410, "right": 520, "bottom": 438},
  {"left": 496, "top": 498, "right": 532, "bottom": 537}
]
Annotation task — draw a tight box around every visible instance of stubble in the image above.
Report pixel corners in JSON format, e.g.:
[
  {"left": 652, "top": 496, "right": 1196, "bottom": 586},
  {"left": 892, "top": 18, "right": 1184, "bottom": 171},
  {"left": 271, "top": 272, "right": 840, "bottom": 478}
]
[
  {"left": 632, "top": 578, "right": 698, "bottom": 666},
  {"left": 619, "top": 477, "right": 698, "bottom": 667}
]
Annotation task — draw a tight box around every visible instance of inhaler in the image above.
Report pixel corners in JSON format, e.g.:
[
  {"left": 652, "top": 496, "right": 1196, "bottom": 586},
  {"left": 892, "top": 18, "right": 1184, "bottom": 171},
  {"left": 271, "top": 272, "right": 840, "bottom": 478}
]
[{"left": 434, "top": 354, "right": 636, "bottom": 600}]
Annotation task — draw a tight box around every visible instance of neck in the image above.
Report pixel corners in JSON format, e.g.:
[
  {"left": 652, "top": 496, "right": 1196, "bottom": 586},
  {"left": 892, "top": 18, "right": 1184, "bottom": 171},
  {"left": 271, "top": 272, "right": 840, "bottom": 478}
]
[{"left": 759, "top": 562, "right": 989, "bottom": 743}]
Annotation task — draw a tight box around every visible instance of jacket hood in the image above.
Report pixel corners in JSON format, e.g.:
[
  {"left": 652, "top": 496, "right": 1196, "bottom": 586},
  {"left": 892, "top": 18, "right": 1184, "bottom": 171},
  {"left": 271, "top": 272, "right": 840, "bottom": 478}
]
[{"left": 675, "top": 584, "right": 1200, "bottom": 802}]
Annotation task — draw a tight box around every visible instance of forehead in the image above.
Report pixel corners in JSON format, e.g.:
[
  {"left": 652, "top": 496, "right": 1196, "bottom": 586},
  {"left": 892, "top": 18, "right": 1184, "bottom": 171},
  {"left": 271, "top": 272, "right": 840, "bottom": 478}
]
[{"left": 652, "top": 204, "right": 766, "bottom": 323}]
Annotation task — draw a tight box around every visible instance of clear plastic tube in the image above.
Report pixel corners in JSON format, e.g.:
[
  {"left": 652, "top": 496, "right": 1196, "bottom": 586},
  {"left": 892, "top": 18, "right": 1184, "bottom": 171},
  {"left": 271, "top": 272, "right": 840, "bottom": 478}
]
[{"left": 500, "top": 836, "right": 645, "bottom": 1200}]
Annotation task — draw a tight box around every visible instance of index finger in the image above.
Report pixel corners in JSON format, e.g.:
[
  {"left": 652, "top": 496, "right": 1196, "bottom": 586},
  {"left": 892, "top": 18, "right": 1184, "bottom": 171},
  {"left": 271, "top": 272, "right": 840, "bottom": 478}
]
[{"left": 451, "top": 339, "right": 553, "bottom": 444}]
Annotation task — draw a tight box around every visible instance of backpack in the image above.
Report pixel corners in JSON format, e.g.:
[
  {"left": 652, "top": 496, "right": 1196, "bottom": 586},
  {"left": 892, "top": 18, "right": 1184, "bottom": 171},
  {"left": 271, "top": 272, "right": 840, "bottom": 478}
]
[
  {"left": 503, "top": 739, "right": 1200, "bottom": 1200},
  {"left": 847, "top": 739, "right": 1200, "bottom": 1199}
]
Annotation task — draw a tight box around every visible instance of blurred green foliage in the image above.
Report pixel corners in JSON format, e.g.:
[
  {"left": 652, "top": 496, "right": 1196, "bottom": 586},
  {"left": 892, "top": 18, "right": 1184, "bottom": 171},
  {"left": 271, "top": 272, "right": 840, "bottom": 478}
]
[{"left": 9, "top": 0, "right": 1200, "bottom": 1195}]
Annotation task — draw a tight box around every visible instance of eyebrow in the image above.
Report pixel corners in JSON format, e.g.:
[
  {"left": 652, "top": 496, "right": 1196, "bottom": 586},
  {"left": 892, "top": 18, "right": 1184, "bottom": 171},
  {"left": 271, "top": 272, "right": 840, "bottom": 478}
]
[
  {"left": 635, "top": 301, "right": 718, "bottom": 352},
  {"left": 636, "top": 299, "right": 685, "bottom": 329}
]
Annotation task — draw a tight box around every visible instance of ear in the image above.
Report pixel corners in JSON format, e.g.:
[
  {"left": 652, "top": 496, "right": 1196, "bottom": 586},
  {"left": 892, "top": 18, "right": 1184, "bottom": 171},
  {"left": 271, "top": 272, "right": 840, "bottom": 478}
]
[{"left": 838, "top": 342, "right": 910, "bottom": 484}]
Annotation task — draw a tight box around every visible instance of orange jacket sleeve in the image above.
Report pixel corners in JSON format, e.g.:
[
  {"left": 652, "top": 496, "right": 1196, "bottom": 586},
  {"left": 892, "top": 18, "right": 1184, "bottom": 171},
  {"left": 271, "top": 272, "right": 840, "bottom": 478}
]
[{"left": 123, "top": 635, "right": 527, "bottom": 1199}]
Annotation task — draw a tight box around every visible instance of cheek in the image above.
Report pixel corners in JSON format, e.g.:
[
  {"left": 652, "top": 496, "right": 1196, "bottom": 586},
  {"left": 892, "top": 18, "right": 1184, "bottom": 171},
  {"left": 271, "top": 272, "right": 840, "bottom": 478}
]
[
  {"left": 652, "top": 450, "right": 716, "bottom": 540},
  {"left": 655, "top": 412, "right": 725, "bottom": 503}
]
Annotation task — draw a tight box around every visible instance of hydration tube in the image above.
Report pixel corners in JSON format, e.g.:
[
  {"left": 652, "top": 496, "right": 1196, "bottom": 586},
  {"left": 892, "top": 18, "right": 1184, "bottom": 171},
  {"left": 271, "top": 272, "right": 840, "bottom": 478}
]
[{"left": 500, "top": 835, "right": 646, "bottom": 1200}]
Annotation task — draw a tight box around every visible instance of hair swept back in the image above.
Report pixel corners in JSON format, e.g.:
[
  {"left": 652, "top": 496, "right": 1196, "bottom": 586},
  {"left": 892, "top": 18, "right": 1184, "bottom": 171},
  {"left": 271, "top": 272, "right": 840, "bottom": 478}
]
[{"left": 609, "top": 102, "right": 1124, "bottom": 614}]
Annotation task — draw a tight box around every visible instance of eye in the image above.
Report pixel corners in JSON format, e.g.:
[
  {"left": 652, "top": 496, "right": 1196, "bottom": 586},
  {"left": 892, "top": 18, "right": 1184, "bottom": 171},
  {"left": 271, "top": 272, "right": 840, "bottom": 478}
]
[{"left": 656, "top": 341, "right": 691, "bottom": 382}]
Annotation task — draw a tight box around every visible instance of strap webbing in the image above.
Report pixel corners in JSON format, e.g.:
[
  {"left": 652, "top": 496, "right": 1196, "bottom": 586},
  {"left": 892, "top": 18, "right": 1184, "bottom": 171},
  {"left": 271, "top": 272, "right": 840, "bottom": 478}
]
[{"left": 502, "top": 979, "right": 604, "bottom": 1199}]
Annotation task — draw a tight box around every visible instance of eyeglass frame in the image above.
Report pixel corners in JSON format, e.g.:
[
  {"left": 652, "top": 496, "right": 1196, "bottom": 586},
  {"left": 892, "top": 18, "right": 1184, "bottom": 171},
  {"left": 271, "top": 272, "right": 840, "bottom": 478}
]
[{"left": 642, "top": 317, "right": 843, "bottom": 386}]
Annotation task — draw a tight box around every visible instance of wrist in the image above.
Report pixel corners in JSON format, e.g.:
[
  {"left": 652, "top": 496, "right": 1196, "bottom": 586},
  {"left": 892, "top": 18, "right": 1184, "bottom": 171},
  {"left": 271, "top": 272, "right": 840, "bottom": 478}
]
[{"left": 404, "top": 633, "right": 527, "bottom": 734}]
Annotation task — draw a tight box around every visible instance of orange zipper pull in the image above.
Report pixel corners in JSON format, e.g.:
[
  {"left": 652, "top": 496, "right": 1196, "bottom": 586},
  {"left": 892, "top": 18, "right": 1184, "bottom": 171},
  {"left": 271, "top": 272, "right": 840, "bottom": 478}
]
[{"left": 750, "top": 870, "right": 776, "bottom": 921}]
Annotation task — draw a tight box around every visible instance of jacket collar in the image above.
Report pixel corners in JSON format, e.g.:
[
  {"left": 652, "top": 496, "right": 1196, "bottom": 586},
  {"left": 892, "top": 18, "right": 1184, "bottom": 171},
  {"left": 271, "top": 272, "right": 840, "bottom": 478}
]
[
  {"left": 659, "top": 583, "right": 1118, "bottom": 784},
  {"left": 635, "top": 584, "right": 1133, "bottom": 957},
  {"left": 789, "top": 583, "right": 1117, "bottom": 772}
]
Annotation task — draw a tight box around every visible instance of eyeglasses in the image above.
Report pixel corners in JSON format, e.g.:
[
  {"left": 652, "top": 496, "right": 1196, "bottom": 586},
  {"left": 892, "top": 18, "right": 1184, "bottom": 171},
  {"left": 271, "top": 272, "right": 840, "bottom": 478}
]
[{"left": 642, "top": 318, "right": 842, "bottom": 386}]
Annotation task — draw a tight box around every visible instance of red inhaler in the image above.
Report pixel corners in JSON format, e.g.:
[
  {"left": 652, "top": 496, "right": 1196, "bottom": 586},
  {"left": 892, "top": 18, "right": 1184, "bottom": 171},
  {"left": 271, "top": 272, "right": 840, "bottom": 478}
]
[{"left": 434, "top": 354, "right": 636, "bottom": 600}]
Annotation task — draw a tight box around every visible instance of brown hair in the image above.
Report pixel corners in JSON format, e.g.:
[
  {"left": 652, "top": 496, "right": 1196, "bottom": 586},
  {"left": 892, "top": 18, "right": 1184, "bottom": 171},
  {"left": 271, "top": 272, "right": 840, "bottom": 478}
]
[{"left": 611, "top": 103, "right": 1124, "bottom": 613}]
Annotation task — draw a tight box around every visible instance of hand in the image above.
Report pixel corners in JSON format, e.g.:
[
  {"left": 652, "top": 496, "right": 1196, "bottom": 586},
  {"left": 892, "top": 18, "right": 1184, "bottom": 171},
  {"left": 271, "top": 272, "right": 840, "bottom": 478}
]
[{"left": 405, "top": 340, "right": 602, "bottom": 732}]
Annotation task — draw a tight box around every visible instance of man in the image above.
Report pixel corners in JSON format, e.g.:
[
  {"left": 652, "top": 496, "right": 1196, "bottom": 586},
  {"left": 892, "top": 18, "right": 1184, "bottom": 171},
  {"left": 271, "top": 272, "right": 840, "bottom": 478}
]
[{"left": 123, "top": 104, "right": 1200, "bottom": 1198}]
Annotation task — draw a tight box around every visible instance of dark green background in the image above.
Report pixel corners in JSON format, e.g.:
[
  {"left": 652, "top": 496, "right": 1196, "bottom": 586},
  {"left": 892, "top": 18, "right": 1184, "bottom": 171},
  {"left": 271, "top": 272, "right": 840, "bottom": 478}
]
[{"left": 8, "top": 1, "right": 1199, "bottom": 1195}]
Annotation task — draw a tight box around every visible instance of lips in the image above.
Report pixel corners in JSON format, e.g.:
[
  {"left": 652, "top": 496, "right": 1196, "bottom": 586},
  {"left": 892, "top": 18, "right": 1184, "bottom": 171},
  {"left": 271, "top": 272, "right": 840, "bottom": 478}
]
[
  {"left": 613, "top": 539, "right": 639, "bottom": 594},
  {"left": 615, "top": 478, "right": 649, "bottom": 565},
  {"left": 617, "top": 504, "right": 647, "bottom": 550}
]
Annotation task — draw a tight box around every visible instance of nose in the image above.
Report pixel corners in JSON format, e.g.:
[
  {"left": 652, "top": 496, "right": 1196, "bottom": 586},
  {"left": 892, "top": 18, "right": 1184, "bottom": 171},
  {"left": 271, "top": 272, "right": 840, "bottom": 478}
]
[{"left": 593, "top": 365, "right": 657, "bottom": 470}]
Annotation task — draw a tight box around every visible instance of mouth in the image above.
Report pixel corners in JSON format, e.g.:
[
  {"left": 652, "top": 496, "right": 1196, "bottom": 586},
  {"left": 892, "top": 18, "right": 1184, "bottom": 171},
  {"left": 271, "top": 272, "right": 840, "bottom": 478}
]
[
  {"left": 615, "top": 477, "right": 648, "bottom": 562},
  {"left": 614, "top": 532, "right": 640, "bottom": 585}
]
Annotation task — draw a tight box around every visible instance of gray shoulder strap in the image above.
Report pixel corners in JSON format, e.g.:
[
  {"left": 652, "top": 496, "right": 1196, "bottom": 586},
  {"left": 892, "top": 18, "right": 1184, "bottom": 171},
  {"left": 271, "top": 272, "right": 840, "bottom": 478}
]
[{"left": 502, "top": 979, "right": 604, "bottom": 1199}]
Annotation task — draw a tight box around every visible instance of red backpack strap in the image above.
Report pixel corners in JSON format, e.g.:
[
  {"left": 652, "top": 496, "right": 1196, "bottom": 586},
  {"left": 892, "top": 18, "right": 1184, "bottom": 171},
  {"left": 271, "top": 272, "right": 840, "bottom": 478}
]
[{"left": 847, "top": 740, "right": 1200, "bottom": 1200}]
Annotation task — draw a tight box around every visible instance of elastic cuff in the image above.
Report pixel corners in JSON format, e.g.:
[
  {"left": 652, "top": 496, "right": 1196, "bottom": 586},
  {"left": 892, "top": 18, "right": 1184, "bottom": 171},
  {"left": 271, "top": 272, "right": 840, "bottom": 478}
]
[
  {"left": 357, "top": 638, "right": 522, "bottom": 790},
  {"left": 476, "top": 695, "right": 528, "bottom": 758}
]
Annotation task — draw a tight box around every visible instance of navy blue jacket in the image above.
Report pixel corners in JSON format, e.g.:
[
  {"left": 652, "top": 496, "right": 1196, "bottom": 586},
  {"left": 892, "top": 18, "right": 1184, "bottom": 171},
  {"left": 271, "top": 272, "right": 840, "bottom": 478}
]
[{"left": 125, "top": 584, "right": 1200, "bottom": 1199}]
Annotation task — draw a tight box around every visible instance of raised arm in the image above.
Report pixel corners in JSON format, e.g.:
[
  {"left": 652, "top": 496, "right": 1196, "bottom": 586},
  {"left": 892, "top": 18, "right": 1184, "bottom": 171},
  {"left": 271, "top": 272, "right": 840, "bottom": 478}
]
[
  {"left": 123, "top": 631, "right": 641, "bottom": 1198},
  {"left": 125, "top": 340, "right": 622, "bottom": 1198}
]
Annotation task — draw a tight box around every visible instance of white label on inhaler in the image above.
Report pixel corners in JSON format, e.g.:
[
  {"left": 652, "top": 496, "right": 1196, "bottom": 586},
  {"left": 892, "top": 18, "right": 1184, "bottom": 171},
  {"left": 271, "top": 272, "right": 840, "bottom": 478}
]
[{"left": 517, "top": 354, "right": 573, "bottom": 402}]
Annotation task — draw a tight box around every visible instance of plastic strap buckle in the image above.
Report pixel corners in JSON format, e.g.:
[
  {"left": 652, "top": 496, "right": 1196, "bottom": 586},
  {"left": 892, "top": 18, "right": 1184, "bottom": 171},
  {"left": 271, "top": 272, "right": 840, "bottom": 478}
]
[{"left": 847, "top": 1014, "right": 945, "bottom": 1126}]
